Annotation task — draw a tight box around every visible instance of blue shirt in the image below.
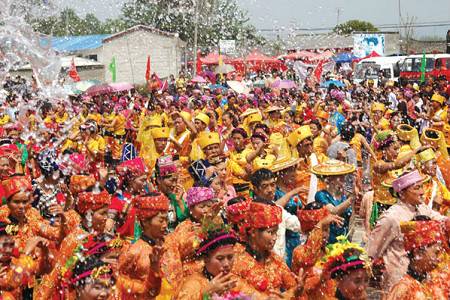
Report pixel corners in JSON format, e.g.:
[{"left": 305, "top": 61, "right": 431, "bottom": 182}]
[{"left": 315, "top": 190, "right": 352, "bottom": 244}]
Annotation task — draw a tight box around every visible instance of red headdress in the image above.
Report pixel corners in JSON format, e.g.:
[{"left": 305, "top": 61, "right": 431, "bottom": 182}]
[
  {"left": 245, "top": 202, "right": 282, "bottom": 229},
  {"left": 133, "top": 192, "right": 169, "bottom": 220},
  {"left": 1, "top": 176, "right": 32, "bottom": 200},
  {"left": 297, "top": 206, "right": 330, "bottom": 233},
  {"left": 76, "top": 191, "right": 111, "bottom": 214},
  {"left": 400, "top": 220, "right": 446, "bottom": 252}
]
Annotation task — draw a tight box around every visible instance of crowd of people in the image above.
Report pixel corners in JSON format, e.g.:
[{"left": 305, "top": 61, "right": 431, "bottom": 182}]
[{"left": 0, "top": 69, "right": 449, "bottom": 300}]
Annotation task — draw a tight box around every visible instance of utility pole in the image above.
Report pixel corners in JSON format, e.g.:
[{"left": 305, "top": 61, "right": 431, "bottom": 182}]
[
  {"left": 193, "top": 0, "right": 199, "bottom": 76},
  {"left": 336, "top": 8, "right": 342, "bottom": 26}
]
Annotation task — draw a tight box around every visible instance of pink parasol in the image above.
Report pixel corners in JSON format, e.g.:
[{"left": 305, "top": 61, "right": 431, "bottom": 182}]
[
  {"left": 85, "top": 84, "right": 114, "bottom": 96},
  {"left": 191, "top": 75, "right": 207, "bottom": 83},
  {"left": 110, "top": 82, "right": 134, "bottom": 92},
  {"left": 271, "top": 80, "right": 297, "bottom": 89}
]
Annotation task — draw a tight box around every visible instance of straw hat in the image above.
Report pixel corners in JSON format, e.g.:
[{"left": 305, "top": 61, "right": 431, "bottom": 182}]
[
  {"left": 310, "top": 159, "right": 355, "bottom": 176},
  {"left": 265, "top": 106, "right": 283, "bottom": 113},
  {"left": 240, "top": 108, "right": 260, "bottom": 119},
  {"left": 271, "top": 156, "right": 300, "bottom": 173}
]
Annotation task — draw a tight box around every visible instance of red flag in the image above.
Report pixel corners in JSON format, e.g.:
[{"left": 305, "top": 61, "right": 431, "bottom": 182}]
[
  {"left": 68, "top": 57, "right": 80, "bottom": 82},
  {"left": 159, "top": 80, "right": 168, "bottom": 92},
  {"left": 313, "top": 60, "right": 326, "bottom": 82},
  {"left": 196, "top": 50, "right": 202, "bottom": 74},
  {"left": 145, "top": 56, "right": 151, "bottom": 82}
]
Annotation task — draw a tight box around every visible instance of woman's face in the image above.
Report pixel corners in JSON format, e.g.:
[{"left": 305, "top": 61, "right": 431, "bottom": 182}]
[
  {"left": 157, "top": 174, "right": 178, "bottom": 194},
  {"left": 251, "top": 137, "right": 264, "bottom": 150},
  {"left": 8, "top": 191, "right": 31, "bottom": 221},
  {"left": 92, "top": 207, "right": 108, "bottom": 233},
  {"left": 76, "top": 278, "right": 112, "bottom": 300},
  {"left": 129, "top": 175, "right": 147, "bottom": 194},
  {"left": 310, "top": 123, "right": 319, "bottom": 137},
  {"left": 190, "top": 200, "right": 216, "bottom": 222},
  {"left": 215, "top": 162, "right": 227, "bottom": 181},
  {"left": 232, "top": 133, "right": 245, "bottom": 151},
  {"left": 205, "top": 246, "right": 235, "bottom": 276},
  {"left": 249, "top": 226, "right": 278, "bottom": 253},
  {"left": 210, "top": 177, "right": 222, "bottom": 194},
  {"left": 284, "top": 113, "right": 292, "bottom": 124},
  {"left": 0, "top": 236, "right": 15, "bottom": 263},
  {"left": 0, "top": 157, "right": 13, "bottom": 177},
  {"left": 337, "top": 269, "right": 369, "bottom": 300},
  {"left": 141, "top": 212, "right": 168, "bottom": 240},
  {"left": 222, "top": 114, "right": 232, "bottom": 127},
  {"left": 385, "top": 141, "right": 400, "bottom": 158}
]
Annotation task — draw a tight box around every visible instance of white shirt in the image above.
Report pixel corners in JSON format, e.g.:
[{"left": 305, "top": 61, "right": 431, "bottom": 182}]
[{"left": 273, "top": 205, "right": 301, "bottom": 260}]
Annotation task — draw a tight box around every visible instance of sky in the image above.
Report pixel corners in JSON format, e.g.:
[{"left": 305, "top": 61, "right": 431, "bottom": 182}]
[{"left": 59, "top": 0, "right": 450, "bottom": 39}]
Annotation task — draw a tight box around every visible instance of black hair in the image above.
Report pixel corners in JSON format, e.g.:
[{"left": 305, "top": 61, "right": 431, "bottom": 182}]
[
  {"left": 71, "top": 256, "right": 112, "bottom": 288},
  {"left": 412, "top": 215, "right": 432, "bottom": 221},
  {"left": 197, "top": 230, "right": 237, "bottom": 258},
  {"left": 310, "top": 119, "right": 322, "bottom": 131},
  {"left": 231, "top": 128, "right": 248, "bottom": 139},
  {"left": 253, "top": 123, "right": 270, "bottom": 135},
  {"left": 226, "top": 196, "right": 246, "bottom": 206},
  {"left": 250, "top": 168, "right": 275, "bottom": 188},
  {"left": 330, "top": 248, "right": 365, "bottom": 279},
  {"left": 340, "top": 123, "right": 355, "bottom": 142},
  {"left": 304, "top": 201, "right": 324, "bottom": 210}
]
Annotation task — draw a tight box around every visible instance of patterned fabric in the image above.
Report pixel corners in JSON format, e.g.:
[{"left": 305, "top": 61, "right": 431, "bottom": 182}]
[
  {"left": 120, "top": 142, "right": 137, "bottom": 162},
  {"left": 1, "top": 176, "right": 32, "bottom": 200},
  {"left": 37, "top": 149, "right": 58, "bottom": 174},
  {"left": 116, "top": 157, "right": 147, "bottom": 177},
  {"left": 186, "top": 187, "right": 214, "bottom": 208},
  {"left": 297, "top": 207, "right": 329, "bottom": 233},
  {"left": 315, "top": 190, "right": 351, "bottom": 244},
  {"left": 400, "top": 220, "right": 445, "bottom": 252},
  {"left": 245, "top": 202, "right": 282, "bottom": 229},
  {"left": 76, "top": 191, "right": 111, "bottom": 214},
  {"left": 133, "top": 192, "right": 169, "bottom": 220}
]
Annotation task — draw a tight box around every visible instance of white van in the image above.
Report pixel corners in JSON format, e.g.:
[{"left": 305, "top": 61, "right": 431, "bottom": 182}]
[{"left": 353, "top": 56, "right": 406, "bottom": 85}]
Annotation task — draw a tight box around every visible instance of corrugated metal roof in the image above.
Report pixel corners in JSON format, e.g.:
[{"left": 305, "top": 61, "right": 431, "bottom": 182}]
[{"left": 50, "top": 34, "right": 111, "bottom": 52}]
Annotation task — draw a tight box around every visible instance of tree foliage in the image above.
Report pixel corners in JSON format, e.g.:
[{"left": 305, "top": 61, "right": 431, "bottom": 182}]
[
  {"left": 29, "top": 0, "right": 263, "bottom": 48},
  {"left": 333, "top": 20, "right": 379, "bottom": 35}
]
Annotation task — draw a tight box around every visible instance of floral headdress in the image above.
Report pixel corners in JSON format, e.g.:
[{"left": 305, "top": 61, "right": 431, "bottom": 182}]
[{"left": 320, "top": 236, "right": 371, "bottom": 279}]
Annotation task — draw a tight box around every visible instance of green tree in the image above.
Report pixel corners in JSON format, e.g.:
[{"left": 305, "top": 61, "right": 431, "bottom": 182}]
[
  {"left": 120, "top": 0, "right": 262, "bottom": 47},
  {"left": 333, "top": 20, "right": 379, "bottom": 34},
  {"left": 31, "top": 8, "right": 108, "bottom": 36}
]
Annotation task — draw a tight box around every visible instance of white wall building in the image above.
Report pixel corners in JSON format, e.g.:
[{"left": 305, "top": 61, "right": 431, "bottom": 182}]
[{"left": 102, "top": 25, "right": 186, "bottom": 83}]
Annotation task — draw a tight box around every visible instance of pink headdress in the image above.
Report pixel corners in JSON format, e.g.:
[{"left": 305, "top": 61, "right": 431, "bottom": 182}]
[
  {"left": 186, "top": 187, "right": 214, "bottom": 207},
  {"left": 392, "top": 170, "right": 423, "bottom": 193}
]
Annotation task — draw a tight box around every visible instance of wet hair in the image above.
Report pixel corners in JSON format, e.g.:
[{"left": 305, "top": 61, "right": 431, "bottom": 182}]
[
  {"left": 226, "top": 196, "right": 246, "bottom": 206},
  {"left": 250, "top": 168, "right": 275, "bottom": 188},
  {"left": 340, "top": 123, "right": 355, "bottom": 142}
]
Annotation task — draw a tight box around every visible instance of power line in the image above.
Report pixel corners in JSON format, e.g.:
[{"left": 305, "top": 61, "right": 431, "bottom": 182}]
[{"left": 256, "top": 20, "right": 450, "bottom": 32}]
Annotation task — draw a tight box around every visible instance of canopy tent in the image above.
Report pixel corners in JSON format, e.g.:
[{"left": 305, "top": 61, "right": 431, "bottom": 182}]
[
  {"left": 199, "top": 52, "right": 231, "bottom": 65},
  {"left": 245, "top": 50, "right": 279, "bottom": 64},
  {"left": 245, "top": 50, "right": 286, "bottom": 72},
  {"left": 333, "top": 52, "right": 358, "bottom": 63}
]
